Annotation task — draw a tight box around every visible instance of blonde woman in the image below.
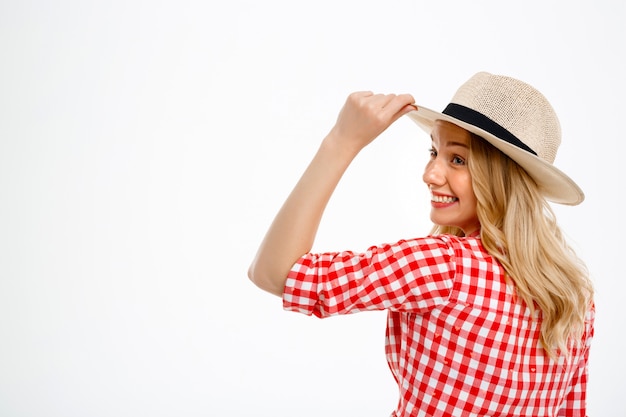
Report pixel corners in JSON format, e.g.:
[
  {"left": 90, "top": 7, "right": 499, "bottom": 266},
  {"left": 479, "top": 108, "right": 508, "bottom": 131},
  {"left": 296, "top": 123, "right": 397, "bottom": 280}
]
[{"left": 248, "top": 72, "right": 594, "bottom": 417}]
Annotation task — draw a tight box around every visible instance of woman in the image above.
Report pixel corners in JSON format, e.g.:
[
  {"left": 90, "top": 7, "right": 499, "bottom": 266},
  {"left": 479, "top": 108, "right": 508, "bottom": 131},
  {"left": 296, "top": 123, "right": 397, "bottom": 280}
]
[{"left": 248, "top": 72, "right": 594, "bottom": 416}]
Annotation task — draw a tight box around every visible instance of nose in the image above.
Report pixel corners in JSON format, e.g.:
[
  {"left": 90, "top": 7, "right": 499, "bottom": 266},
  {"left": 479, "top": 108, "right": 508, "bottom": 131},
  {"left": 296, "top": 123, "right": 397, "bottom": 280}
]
[{"left": 422, "top": 158, "right": 445, "bottom": 187}]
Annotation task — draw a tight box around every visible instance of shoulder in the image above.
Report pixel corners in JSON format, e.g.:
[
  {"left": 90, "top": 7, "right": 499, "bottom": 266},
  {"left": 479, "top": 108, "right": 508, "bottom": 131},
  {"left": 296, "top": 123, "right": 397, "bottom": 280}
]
[
  {"left": 381, "top": 234, "right": 488, "bottom": 260},
  {"left": 425, "top": 233, "right": 488, "bottom": 256}
]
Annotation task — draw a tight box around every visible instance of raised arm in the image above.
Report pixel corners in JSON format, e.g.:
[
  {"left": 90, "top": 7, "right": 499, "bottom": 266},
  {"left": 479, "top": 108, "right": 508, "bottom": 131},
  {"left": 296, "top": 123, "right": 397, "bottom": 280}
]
[{"left": 247, "top": 92, "right": 416, "bottom": 296}]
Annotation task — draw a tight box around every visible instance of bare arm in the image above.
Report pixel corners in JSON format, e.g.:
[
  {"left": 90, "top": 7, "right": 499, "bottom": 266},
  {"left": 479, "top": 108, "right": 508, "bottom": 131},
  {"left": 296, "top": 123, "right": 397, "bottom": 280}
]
[{"left": 248, "top": 92, "right": 416, "bottom": 296}]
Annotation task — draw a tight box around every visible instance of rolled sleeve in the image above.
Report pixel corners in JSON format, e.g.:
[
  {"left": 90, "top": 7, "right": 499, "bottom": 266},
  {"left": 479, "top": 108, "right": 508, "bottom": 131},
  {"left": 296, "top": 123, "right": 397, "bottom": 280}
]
[{"left": 283, "top": 237, "right": 456, "bottom": 317}]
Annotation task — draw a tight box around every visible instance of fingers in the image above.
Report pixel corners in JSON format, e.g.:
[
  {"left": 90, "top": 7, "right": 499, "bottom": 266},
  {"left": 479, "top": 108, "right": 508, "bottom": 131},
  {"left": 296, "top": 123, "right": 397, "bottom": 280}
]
[
  {"left": 332, "top": 91, "right": 416, "bottom": 150},
  {"left": 347, "top": 92, "right": 415, "bottom": 114},
  {"left": 381, "top": 93, "right": 416, "bottom": 112},
  {"left": 390, "top": 94, "right": 418, "bottom": 120},
  {"left": 365, "top": 92, "right": 415, "bottom": 109}
]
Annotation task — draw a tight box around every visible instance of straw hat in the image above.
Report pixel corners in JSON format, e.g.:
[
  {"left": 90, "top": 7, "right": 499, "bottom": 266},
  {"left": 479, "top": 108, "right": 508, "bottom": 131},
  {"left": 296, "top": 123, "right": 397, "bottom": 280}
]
[{"left": 407, "top": 72, "right": 584, "bottom": 205}]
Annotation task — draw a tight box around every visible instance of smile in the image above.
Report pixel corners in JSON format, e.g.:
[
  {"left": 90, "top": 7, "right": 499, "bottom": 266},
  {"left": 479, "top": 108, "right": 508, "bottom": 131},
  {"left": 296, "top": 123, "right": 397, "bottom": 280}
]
[{"left": 431, "top": 195, "right": 458, "bottom": 203}]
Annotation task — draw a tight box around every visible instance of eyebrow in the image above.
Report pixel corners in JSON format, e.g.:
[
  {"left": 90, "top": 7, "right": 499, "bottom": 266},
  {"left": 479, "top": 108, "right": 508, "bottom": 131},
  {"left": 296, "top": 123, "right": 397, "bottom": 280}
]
[
  {"left": 430, "top": 137, "right": 470, "bottom": 149},
  {"left": 446, "top": 141, "right": 469, "bottom": 149}
]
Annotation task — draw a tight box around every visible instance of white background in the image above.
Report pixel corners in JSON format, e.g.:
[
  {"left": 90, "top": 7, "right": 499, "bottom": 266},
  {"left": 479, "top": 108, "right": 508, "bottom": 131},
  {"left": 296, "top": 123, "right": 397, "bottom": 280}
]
[{"left": 1, "top": 0, "right": 624, "bottom": 416}]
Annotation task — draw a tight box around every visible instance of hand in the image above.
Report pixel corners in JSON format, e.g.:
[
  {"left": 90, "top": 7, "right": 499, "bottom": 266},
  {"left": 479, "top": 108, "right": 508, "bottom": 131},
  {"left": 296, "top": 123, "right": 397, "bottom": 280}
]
[{"left": 327, "top": 91, "right": 416, "bottom": 153}]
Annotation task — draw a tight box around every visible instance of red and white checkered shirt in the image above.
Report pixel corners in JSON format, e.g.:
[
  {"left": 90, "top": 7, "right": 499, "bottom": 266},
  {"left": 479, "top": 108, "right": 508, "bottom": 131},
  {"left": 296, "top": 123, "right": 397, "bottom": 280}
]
[{"left": 283, "top": 234, "right": 594, "bottom": 417}]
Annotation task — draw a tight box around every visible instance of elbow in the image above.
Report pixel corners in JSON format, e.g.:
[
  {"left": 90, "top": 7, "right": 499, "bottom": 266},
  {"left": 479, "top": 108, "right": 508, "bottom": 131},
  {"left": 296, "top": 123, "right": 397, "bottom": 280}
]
[
  {"left": 247, "top": 262, "right": 285, "bottom": 297},
  {"left": 247, "top": 262, "right": 261, "bottom": 288},
  {"left": 247, "top": 263, "right": 261, "bottom": 287}
]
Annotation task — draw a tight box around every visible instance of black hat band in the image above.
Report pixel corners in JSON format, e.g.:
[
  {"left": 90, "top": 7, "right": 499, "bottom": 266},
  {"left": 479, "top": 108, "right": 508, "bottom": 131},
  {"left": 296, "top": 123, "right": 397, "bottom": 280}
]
[{"left": 442, "top": 103, "right": 537, "bottom": 156}]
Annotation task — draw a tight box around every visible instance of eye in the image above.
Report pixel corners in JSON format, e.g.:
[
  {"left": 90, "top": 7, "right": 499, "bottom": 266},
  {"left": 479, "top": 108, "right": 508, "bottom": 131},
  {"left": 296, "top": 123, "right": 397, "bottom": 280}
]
[
  {"left": 452, "top": 155, "right": 465, "bottom": 165},
  {"left": 428, "top": 147, "right": 437, "bottom": 158}
]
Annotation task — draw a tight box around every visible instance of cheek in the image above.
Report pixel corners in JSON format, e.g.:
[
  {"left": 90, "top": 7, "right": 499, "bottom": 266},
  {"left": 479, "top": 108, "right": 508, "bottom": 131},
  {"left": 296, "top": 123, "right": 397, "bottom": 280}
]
[
  {"left": 464, "top": 183, "right": 478, "bottom": 211},
  {"left": 463, "top": 171, "right": 474, "bottom": 192},
  {"left": 453, "top": 171, "right": 474, "bottom": 195},
  {"left": 465, "top": 177, "right": 475, "bottom": 198}
]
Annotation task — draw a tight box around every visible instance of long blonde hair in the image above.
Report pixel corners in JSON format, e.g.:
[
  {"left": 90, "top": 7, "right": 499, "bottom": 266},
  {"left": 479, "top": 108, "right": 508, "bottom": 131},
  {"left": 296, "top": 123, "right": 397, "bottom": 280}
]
[{"left": 431, "top": 133, "right": 593, "bottom": 358}]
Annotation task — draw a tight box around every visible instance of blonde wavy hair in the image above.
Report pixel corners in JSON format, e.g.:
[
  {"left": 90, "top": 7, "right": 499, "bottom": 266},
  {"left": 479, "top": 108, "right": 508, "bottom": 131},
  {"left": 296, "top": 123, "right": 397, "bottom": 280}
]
[{"left": 431, "top": 133, "right": 594, "bottom": 358}]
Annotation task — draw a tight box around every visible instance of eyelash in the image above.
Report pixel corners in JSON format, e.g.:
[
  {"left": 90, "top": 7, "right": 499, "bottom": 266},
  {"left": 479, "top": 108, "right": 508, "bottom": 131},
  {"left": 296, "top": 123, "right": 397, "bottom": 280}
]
[
  {"left": 428, "top": 148, "right": 466, "bottom": 165},
  {"left": 452, "top": 156, "right": 465, "bottom": 165}
]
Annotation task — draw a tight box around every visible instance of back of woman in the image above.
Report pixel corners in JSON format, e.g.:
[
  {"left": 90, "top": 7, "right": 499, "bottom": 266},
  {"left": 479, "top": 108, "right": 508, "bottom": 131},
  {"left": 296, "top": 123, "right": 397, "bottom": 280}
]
[{"left": 249, "top": 71, "right": 595, "bottom": 416}]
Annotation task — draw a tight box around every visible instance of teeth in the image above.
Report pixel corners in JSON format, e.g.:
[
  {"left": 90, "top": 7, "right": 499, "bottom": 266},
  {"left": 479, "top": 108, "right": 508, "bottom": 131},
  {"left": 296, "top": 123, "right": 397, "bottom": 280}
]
[{"left": 432, "top": 195, "right": 458, "bottom": 203}]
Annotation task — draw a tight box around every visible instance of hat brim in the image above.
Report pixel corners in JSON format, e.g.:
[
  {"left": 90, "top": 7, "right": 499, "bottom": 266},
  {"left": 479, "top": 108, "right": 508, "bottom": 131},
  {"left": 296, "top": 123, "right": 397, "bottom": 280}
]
[{"left": 407, "top": 105, "right": 584, "bottom": 205}]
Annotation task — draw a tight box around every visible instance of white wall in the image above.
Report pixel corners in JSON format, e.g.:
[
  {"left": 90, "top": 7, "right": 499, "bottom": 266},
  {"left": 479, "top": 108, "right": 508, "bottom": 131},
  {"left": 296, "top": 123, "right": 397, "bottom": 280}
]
[{"left": 0, "top": 0, "right": 623, "bottom": 415}]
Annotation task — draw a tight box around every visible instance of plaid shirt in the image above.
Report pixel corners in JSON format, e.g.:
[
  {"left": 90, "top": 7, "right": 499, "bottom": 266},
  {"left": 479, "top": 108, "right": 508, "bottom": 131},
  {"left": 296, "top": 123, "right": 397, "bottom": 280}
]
[{"left": 283, "top": 234, "right": 594, "bottom": 417}]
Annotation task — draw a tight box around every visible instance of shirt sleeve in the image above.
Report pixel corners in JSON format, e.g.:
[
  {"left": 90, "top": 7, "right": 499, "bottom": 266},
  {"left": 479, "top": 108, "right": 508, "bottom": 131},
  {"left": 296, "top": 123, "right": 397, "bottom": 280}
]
[
  {"left": 282, "top": 236, "right": 456, "bottom": 318},
  {"left": 558, "top": 304, "right": 595, "bottom": 416}
]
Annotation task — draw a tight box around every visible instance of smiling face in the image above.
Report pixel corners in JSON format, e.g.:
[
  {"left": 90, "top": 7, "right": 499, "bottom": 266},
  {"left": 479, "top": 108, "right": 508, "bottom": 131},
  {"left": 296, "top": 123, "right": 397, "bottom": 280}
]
[{"left": 422, "top": 120, "right": 480, "bottom": 235}]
